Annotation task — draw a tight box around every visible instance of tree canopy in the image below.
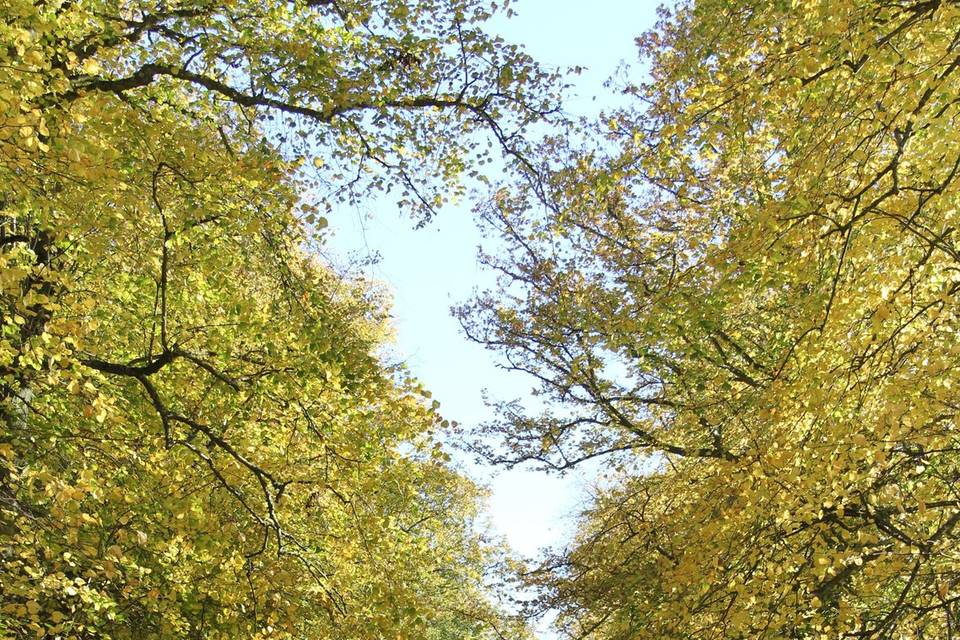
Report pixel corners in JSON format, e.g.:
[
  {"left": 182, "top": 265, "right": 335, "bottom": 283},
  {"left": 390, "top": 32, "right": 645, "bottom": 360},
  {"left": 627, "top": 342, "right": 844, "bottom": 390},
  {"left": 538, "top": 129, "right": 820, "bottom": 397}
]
[
  {"left": 9, "top": 0, "right": 960, "bottom": 638},
  {"left": 0, "top": 0, "right": 551, "bottom": 637},
  {"left": 462, "top": 0, "right": 960, "bottom": 637}
]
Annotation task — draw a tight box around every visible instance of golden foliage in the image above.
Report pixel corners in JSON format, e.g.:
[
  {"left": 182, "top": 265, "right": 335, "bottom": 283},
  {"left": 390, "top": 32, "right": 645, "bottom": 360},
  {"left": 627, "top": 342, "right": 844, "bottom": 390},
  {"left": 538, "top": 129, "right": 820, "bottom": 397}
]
[
  {"left": 463, "top": 0, "right": 960, "bottom": 637},
  {"left": 0, "top": 0, "right": 546, "bottom": 637}
]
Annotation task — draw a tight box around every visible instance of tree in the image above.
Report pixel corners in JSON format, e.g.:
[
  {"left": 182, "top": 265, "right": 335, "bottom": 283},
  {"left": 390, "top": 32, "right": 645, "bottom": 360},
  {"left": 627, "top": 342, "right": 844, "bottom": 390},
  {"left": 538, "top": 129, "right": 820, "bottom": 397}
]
[
  {"left": 461, "top": 0, "right": 960, "bottom": 637},
  {"left": 0, "top": 0, "right": 550, "bottom": 637}
]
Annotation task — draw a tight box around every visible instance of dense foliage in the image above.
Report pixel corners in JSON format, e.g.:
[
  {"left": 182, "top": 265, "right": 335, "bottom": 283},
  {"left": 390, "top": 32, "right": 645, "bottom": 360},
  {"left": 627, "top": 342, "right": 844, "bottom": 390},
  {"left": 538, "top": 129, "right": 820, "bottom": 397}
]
[
  {"left": 463, "top": 0, "right": 960, "bottom": 637},
  {"left": 10, "top": 0, "right": 960, "bottom": 637},
  {"left": 0, "top": 0, "right": 550, "bottom": 637}
]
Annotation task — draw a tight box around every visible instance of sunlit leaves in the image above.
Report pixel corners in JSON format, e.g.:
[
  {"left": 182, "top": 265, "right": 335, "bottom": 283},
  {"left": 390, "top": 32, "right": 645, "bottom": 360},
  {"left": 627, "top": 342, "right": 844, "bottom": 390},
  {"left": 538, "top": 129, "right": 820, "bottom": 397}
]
[
  {"left": 1, "top": 0, "right": 541, "bottom": 638},
  {"left": 465, "top": 0, "right": 960, "bottom": 638}
]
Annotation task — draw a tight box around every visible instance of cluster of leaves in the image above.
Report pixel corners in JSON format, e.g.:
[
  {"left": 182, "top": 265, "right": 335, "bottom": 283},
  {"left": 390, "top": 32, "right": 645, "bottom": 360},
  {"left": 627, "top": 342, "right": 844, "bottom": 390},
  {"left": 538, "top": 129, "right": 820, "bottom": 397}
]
[
  {"left": 462, "top": 0, "right": 960, "bottom": 637},
  {"left": 0, "top": 0, "right": 551, "bottom": 637}
]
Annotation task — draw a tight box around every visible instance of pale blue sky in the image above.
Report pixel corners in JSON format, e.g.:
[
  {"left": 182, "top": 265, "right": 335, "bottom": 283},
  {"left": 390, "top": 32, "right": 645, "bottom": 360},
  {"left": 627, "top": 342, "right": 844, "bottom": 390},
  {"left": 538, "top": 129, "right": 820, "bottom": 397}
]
[{"left": 323, "top": 0, "right": 662, "bottom": 631}]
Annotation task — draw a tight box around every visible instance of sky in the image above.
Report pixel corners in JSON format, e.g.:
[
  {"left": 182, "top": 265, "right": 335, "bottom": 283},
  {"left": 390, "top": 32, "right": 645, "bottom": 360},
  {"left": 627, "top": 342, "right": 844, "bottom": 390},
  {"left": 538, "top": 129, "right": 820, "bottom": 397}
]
[{"left": 323, "top": 0, "right": 662, "bottom": 630}]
